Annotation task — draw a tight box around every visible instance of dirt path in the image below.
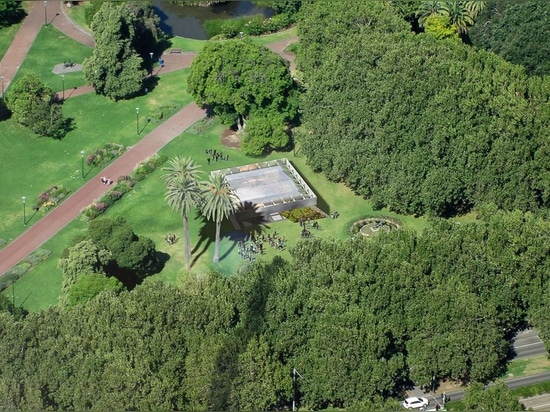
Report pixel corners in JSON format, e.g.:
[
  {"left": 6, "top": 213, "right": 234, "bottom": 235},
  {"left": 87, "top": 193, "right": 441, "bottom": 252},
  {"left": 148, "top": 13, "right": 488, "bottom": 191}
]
[{"left": 0, "top": 6, "right": 299, "bottom": 276}]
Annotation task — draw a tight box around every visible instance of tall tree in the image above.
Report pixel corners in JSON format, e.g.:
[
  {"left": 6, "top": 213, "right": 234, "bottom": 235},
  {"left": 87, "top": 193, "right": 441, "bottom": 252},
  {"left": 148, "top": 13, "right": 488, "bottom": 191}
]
[
  {"left": 416, "top": 0, "right": 448, "bottom": 27},
  {"left": 187, "top": 38, "right": 298, "bottom": 131},
  {"left": 462, "top": 382, "right": 523, "bottom": 411},
  {"left": 162, "top": 156, "right": 204, "bottom": 270},
  {"left": 201, "top": 172, "right": 240, "bottom": 263},
  {"left": 83, "top": 2, "right": 145, "bottom": 100},
  {"left": 441, "top": 0, "right": 474, "bottom": 34}
]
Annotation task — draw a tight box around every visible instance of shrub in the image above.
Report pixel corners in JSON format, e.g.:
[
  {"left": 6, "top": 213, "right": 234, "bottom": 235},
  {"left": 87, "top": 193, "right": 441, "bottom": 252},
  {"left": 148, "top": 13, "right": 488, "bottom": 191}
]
[
  {"left": 243, "top": 15, "right": 266, "bottom": 36},
  {"left": 35, "top": 184, "right": 70, "bottom": 209},
  {"left": 207, "top": 13, "right": 293, "bottom": 39},
  {"left": 83, "top": 155, "right": 166, "bottom": 220},
  {"left": 280, "top": 206, "right": 326, "bottom": 223}
]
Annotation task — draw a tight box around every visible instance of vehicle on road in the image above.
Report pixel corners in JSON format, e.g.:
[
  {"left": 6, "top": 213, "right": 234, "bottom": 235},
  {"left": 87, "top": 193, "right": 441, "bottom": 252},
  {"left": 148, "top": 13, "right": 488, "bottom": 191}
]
[{"left": 403, "top": 397, "right": 429, "bottom": 409}]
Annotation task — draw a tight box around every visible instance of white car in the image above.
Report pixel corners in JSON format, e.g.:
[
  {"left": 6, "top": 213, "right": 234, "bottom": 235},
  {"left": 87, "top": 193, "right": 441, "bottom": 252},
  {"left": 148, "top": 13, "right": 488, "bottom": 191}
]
[{"left": 402, "top": 397, "right": 429, "bottom": 410}]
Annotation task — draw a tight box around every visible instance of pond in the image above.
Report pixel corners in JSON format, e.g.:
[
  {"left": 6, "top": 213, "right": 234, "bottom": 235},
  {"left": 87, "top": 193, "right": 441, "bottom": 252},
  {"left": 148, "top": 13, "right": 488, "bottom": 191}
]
[{"left": 153, "top": 1, "right": 274, "bottom": 40}]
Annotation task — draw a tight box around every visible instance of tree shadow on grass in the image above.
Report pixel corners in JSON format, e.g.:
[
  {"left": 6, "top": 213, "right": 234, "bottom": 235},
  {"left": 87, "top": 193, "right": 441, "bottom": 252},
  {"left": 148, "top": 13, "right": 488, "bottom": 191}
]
[{"left": 191, "top": 212, "right": 214, "bottom": 267}]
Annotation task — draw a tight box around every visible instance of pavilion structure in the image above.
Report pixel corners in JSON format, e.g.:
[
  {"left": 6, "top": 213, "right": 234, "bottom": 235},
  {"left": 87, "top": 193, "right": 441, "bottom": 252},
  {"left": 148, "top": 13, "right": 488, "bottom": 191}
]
[{"left": 211, "top": 158, "right": 317, "bottom": 229}]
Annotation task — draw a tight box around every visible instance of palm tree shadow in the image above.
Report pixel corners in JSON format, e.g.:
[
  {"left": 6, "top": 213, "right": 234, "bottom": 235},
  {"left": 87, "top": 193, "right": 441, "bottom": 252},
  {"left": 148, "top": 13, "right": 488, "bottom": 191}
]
[
  {"left": 191, "top": 212, "right": 214, "bottom": 267},
  {"left": 218, "top": 224, "right": 247, "bottom": 261}
]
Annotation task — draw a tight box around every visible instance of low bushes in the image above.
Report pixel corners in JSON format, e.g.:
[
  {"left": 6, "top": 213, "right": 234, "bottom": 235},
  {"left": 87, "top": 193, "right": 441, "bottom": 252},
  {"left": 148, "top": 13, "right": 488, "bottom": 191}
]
[
  {"left": 35, "top": 185, "right": 70, "bottom": 210},
  {"left": 86, "top": 143, "right": 125, "bottom": 168},
  {"left": 205, "top": 13, "right": 293, "bottom": 39},
  {"left": 83, "top": 154, "right": 167, "bottom": 220},
  {"left": 280, "top": 206, "right": 327, "bottom": 223}
]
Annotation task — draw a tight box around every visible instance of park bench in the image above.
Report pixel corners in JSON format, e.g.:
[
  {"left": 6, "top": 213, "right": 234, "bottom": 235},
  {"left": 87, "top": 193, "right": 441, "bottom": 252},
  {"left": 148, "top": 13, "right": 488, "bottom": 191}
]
[{"left": 169, "top": 48, "right": 182, "bottom": 54}]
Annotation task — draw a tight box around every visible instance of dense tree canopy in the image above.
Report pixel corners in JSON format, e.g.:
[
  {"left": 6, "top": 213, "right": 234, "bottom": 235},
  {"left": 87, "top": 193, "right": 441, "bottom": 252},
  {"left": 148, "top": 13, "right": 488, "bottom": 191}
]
[
  {"left": 83, "top": 2, "right": 146, "bottom": 100},
  {"left": 297, "top": 0, "right": 550, "bottom": 217},
  {"left": 469, "top": 1, "right": 550, "bottom": 76},
  {"left": 1, "top": 207, "right": 547, "bottom": 409}
]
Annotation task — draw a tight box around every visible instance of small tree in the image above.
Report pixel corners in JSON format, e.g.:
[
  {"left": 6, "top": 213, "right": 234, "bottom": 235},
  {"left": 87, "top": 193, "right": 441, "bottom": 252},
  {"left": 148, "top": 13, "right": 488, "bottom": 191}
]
[
  {"left": 5, "top": 73, "right": 67, "bottom": 138},
  {"left": 242, "top": 114, "right": 290, "bottom": 156}
]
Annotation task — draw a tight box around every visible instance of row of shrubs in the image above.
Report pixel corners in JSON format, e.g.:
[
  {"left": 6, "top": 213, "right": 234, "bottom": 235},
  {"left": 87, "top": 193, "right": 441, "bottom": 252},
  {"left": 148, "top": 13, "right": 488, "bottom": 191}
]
[
  {"left": 0, "top": 249, "right": 52, "bottom": 293},
  {"left": 83, "top": 154, "right": 167, "bottom": 220},
  {"left": 204, "top": 13, "right": 293, "bottom": 39},
  {"left": 86, "top": 143, "right": 126, "bottom": 168},
  {"left": 35, "top": 185, "right": 70, "bottom": 210}
]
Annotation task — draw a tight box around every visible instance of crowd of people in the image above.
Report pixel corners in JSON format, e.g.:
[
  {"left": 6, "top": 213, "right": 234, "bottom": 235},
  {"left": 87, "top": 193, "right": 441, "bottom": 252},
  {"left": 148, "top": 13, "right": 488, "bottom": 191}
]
[
  {"left": 237, "top": 230, "right": 287, "bottom": 261},
  {"left": 205, "top": 148, "right": 229, "bottom": 165},
  {"left": 299, "top": 217, "right": 321, "bottom": 238}
]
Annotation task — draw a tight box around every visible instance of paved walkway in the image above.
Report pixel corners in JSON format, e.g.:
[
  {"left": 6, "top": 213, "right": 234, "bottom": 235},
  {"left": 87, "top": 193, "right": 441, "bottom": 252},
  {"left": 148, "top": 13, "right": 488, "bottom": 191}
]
[
  {"left": 0, "top": 2, "right": 42, "bottom": 96},
  {"left": 0, "top": 2, "right": 298, "bottom": 276}
]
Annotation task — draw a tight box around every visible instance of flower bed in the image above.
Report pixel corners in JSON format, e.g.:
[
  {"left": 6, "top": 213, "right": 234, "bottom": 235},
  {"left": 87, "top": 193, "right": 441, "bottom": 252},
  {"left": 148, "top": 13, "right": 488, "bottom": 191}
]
[
  {"left": 280, "top": 206, "right": 328, "bottom": 223},
  {"left": 86, "top": 143, "right": 125, "bottom": 168},
  {"left": 83, "top": 154, "right": 167, "bottom": 220},
  {"left": 35, "top": 185, "right": 70, "bottom": 210}
]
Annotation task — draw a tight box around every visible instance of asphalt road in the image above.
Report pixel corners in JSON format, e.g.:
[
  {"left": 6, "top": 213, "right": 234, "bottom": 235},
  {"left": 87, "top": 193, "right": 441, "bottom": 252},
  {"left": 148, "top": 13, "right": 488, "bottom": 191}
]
[
  {"left": 521, "top": 393, "right": 550, "bottom": 411},
  {"left": 512, "top": 328, "right": 547, "bottom": 360}
]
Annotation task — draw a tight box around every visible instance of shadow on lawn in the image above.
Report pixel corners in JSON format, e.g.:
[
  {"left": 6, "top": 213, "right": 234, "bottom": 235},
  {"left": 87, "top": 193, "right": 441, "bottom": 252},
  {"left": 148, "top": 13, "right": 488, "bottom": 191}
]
[{"left": 191, "top": 213, "right": 214, "bottom": 267}]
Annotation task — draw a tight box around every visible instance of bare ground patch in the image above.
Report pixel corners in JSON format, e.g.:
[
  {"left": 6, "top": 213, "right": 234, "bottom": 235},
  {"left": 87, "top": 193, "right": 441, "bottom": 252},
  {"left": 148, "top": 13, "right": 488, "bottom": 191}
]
[{"left": 221, "top": 128, "right": 241, "bottom": 149}]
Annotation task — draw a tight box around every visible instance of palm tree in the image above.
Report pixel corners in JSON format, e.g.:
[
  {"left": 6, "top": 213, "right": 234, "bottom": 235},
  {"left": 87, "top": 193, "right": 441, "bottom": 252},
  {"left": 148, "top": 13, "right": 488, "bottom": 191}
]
[
  {"left": 441, "top": 1, "right": 474, "bottom": 34},
  {"left": 162, "top": 156, "right": 203, "bottom": 271},
  {"left": 464, "top": 0, "right": 485, "bottom": 19},
  {"left": 416, "top": 0, "right": 448, "bottom": 27},
  {"left": 201, "top": 172, "right": 240, "bottom": 263}
]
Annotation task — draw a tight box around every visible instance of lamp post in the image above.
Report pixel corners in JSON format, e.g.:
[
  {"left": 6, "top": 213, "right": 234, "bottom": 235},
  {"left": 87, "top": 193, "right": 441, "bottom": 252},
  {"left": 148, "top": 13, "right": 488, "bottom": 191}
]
[
  {"left": 61, "top": 74, "right": 65, "bottom": 101},
  {"left": 43, "top": 1, "right": 48, "bottom": 26},
  {"left": 149, "top": 52, "right": 154, "bottom": 76},
  {"left": 80, "top": 150, "right": 85, "bottom": 179},
  {"left": 0, "top": 76, "right": 4, "bottom": 101},
  {"left": 22, "top": 196, "right": 26, "bottom": 226},
  {"left": 136, "top": 107, "right": 140, "bottom": 135}
]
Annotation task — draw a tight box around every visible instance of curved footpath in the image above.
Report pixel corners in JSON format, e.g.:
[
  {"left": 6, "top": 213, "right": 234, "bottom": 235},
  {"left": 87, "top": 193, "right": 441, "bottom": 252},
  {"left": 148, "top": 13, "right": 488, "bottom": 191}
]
[{"left": 0, "top": 2, "right": 298, "bottom": 276}]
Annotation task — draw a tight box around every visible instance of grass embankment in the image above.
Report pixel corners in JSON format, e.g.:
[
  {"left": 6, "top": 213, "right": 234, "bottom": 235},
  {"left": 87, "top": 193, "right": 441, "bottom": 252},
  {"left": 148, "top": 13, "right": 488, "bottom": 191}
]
[{"left": 0, "top": 23, "right": 20, "bottom": 61}]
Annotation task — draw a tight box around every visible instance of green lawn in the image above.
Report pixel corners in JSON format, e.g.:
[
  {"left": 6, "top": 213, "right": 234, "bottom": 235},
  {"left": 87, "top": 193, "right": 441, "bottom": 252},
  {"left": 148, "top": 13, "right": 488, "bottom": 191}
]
[
  {"left": 504, "top": 355, "right": 550, "bottom": 378},
  {"left": 11, "top": 24, "right": 92, "bottom": 93},
  {"left": 252, "top": 26, "right": 298, "bottom": 46},
  {"left": 63, "top": 2, "right": 92, "bottom": 35}
]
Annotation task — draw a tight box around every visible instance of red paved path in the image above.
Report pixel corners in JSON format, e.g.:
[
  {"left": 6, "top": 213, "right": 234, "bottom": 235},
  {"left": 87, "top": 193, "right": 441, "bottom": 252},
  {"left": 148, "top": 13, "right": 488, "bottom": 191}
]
[{"left": 0, "top": 2, "right": 298, "bottom": 276}]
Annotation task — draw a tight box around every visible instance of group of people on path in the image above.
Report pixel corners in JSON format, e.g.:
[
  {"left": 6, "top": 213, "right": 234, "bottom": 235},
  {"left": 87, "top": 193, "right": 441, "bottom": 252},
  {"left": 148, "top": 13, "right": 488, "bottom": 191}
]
[{"left": 100, "top": 176, "right": 114, "bottom": 185}]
